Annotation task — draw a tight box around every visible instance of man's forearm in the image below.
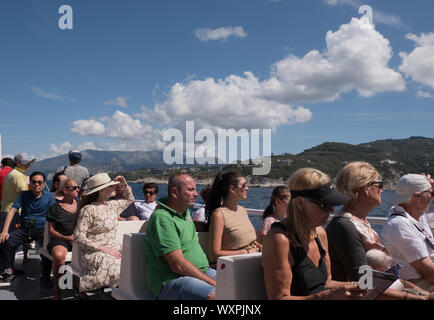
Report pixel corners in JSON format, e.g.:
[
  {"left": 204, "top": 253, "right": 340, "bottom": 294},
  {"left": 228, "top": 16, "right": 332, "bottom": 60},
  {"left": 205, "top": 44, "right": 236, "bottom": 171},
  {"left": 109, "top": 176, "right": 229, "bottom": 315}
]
[{"left": 166, "top": 251, "right": 216, "bottom": 287}]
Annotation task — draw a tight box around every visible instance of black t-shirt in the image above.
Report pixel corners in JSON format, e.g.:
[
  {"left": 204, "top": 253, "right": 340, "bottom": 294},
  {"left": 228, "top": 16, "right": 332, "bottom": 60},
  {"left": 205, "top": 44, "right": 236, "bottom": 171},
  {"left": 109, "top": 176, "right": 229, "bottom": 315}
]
[
  {"left": 326, "top": 216, "right": 367, "bottom": 281},
  {"left": 46, "top": 202, "right": 76, "bottom": 236}
]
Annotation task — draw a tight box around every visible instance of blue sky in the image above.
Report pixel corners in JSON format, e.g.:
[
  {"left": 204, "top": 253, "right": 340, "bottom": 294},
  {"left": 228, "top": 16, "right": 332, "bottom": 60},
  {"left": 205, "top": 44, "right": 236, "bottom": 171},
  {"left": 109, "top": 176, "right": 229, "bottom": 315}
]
[{"left": 0, "top": 0, "right": 433, "bottom": 162}]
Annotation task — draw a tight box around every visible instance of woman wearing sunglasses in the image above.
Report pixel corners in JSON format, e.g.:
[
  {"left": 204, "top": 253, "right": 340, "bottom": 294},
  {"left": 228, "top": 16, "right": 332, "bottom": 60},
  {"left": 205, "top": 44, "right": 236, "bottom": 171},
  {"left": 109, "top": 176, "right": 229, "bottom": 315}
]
[
  {"left": 206, "top": 171, "right": 261, "bottom": 265},
  {"left": 262, "top": 168, "right": 366, "bottom": 299},
  {"left": 46, "top": 178, "right": 79, "bottom": 299},
  {"left": 326, "top": 162, "right": 430, "bottom": 299},
  {"left": 74, "top": 173, "right": 134, "bottom": 297}
]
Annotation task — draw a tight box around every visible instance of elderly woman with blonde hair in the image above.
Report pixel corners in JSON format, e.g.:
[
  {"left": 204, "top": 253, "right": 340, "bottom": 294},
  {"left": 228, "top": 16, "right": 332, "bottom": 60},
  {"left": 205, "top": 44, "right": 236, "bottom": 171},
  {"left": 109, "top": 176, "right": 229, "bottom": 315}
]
[
  {"left": 326, "top": 161, "right": 431, "bottom": 299},
  {"left": 262, "top": 168, "right": 366, "bottom": 299}
]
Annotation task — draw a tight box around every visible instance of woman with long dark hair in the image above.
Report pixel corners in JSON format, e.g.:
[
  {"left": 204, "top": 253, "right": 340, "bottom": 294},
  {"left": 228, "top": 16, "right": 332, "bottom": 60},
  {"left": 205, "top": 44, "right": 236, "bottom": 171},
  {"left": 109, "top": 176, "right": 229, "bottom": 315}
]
[
  {"left": 260, "top": 186, "right": 290, "bottom": 243},
  {"left": 205, "top": 170, "right": 260, "bottom": 264}
]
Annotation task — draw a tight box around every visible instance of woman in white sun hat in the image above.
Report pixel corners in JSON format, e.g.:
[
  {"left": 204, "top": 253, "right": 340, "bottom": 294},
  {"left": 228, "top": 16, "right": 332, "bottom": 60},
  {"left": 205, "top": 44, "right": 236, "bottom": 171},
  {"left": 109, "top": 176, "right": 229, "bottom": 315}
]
[{"left": 73, "top": 173, "right": 134, "bottom": 296}]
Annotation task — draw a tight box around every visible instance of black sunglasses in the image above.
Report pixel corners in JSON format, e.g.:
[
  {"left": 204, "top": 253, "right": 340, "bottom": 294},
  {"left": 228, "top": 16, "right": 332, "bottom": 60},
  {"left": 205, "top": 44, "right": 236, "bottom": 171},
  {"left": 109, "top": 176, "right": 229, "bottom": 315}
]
[
  {"left": 66, "top": 186, "right": 80, "bottom": 191},
  {"left": 369, "top": 181, "right": 384, "bottom": 189},
  {"left": 144, "top": 191, "right": 156, "bottom": 195},
  {"left": 30, "top": 180, "right": 44, "bottom": 185},
  {"left": 308, "top": 198, "right": 334, "bottom": 212},
  {"left": 424, "top": 190, "right": 434, "bottom": 197}
]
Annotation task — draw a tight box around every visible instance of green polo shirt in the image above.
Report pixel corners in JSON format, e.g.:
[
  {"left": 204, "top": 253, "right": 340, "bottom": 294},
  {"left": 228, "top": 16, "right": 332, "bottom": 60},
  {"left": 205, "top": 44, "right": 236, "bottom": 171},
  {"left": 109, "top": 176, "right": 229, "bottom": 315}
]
[{"left": 144, "top": 199, "right": 209, "bottom": 298}]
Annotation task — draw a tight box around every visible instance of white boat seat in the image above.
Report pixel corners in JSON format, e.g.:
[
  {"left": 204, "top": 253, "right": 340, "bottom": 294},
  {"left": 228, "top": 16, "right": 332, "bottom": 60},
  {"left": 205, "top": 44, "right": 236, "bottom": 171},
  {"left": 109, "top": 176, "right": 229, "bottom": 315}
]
[
  {"left": 37, "top": 221, "right": 72, "bottom": 262},
  {"left": 215, "top": 253, "right": 266, "bottom": 300},
  {"left": 111, "top": 233, "right": 153, "bottom": 300},
  {"left": 71, "top": 220, "right": 147, "bottom": 278},
  {"left": 111, "top": 230, "right": 209, "bottom": 300}
]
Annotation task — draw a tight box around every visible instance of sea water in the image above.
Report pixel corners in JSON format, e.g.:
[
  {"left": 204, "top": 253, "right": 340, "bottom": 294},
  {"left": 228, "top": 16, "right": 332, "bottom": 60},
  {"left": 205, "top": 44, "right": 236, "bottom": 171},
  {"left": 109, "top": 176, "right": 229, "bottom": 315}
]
[{"left": 129, "top": 183, "right": 406, "bottom": 233}]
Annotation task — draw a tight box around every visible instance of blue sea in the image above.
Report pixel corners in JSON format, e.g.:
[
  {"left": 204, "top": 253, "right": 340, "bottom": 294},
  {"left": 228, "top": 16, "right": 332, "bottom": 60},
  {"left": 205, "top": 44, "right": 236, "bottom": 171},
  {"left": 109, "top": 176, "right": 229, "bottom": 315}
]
[{"left": 128, "top": 183, "right": 417, "bottom": 233}]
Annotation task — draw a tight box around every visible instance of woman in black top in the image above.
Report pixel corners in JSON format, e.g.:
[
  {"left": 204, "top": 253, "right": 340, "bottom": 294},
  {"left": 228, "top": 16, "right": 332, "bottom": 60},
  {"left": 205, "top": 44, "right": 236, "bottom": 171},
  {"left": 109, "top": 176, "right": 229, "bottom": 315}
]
[
  {"left": 262, "top": 168, "right": 365, "bottom": 300},
  {"left": 46, "top": 178, "right": 79, "bottom": 300}
]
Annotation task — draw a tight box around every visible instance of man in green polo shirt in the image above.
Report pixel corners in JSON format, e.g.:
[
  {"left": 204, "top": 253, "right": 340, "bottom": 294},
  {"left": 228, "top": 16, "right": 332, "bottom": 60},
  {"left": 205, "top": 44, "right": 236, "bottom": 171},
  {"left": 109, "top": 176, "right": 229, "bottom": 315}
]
[{"left": 144, "top": 173, "right": 216, "bottom": 300}]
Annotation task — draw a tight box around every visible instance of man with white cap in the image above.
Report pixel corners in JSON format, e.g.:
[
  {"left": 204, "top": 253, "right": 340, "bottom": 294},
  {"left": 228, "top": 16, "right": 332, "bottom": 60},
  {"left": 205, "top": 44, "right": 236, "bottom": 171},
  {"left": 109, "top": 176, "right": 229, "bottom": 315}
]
[
  {"left": 381, "top": 174, "right": 434, "bottom": 291},
  {"left": 56, "top": 150, "right": 89, "bottom": 191}
]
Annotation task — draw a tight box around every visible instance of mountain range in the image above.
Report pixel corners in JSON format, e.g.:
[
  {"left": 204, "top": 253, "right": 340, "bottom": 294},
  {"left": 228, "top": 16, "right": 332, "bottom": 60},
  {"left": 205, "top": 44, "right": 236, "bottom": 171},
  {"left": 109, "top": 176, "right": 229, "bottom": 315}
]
[{"left": 31, "top": 136, "right": 433, "bottom": 188}]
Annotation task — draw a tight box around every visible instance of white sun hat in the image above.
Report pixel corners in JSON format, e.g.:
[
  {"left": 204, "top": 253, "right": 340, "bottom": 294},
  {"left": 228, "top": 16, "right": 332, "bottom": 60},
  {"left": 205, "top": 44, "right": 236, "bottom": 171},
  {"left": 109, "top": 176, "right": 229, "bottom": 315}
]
[{"left": 85, "top": 173, "right": 119, "bottom": 195}]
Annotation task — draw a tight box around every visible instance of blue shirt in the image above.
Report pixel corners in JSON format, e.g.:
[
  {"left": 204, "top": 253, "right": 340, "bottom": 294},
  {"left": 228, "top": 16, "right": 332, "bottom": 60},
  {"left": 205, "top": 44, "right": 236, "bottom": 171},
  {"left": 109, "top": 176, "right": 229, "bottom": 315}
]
[{"left": 12, "top": 189, "right": 56, "bottom": 229}]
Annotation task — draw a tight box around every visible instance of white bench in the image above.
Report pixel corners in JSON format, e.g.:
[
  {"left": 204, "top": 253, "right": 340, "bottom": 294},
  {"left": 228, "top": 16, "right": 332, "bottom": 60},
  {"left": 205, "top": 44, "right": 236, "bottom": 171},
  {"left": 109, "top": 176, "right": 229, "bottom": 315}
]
[
  {"left": 37, "top": 222, "right": 72, "bottom": 262},
  {"left": 215, "top": 253, "right": 267, "bottom": 300},
  {"left": 111, "top": 233, "right": 153, "bottom": 300},
  {"left": 112, "top": 231, "right": 209, "bottom": 300},
  {"left": 71, "top": 220, "right": 147, "bottom": 277}
]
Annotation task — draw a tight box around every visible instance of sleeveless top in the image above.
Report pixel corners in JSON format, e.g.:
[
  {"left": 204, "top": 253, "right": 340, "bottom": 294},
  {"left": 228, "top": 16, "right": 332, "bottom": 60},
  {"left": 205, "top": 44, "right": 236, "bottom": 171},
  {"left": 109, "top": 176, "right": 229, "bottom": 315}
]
[
  {"left": 272, "top": 221, "right": 327, "bottom": 296},
  {"left": 209, "top": 206, "right": 257, "bottom": 262}
]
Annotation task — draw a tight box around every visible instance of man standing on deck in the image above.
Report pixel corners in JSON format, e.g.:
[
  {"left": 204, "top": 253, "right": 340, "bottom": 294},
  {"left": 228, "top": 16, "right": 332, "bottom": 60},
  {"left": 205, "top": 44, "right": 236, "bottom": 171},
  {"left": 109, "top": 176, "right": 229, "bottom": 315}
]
[
  {"left": 56, "top": 150, "right": 89, "bottom": 192},
  {"left": 144, "top": 173, "right": 216, "bottom": 300},
  {"left": 0, "top": 158, "right": 14, "bottom": 207},
  {"left": 382, "top": 174, "right": 434, "bottom": 291},
  {"left": 0, "top": 172, "right": 55, "bottom": 285},
  {"left": 1, "top": 153, "right": 35, "bottom": 232}
]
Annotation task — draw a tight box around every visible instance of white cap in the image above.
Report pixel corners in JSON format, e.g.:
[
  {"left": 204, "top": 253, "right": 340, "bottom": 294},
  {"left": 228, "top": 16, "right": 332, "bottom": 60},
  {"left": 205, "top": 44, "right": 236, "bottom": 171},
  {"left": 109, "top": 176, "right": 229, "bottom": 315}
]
[{"left": 392, "top": 174, "right": 431, "bottom": 205}]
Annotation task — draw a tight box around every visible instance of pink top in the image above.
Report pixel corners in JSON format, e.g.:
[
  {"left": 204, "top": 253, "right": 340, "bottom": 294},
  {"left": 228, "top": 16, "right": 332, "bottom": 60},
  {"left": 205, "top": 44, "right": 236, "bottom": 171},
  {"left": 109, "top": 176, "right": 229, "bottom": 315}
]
[{"left": 260, "top": 216, "right": 281, "bottom": 238}]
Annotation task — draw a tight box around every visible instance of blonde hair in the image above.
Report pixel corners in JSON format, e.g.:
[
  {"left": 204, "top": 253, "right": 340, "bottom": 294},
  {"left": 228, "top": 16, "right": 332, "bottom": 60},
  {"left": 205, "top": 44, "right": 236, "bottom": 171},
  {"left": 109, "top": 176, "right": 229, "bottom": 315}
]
[
  {"left": 286, "top": 168, "right": 330, "bottom": 247},
  {"left": 55, "top": 178, "right": 78, "bottom": 197},
  {"left": 335, "top": 162, "right": 379, "bottom": 206}
]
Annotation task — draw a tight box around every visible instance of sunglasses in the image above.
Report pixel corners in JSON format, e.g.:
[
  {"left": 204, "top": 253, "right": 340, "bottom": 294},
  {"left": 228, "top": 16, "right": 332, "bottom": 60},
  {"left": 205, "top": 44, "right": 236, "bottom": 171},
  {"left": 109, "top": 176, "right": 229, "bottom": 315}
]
[
  {"left": 308, "top": 198, "right": 334, "bottom": 212},
  {"left": 66, "top": 186, "right": 80, "bottom": 191},
  {"left": 30, "top": 180, "right": 44, "bottom": 185},
  {"left": 424, "top": 190, "right": 434, "bottom": 197},
  {"left": 144, "top": 191, "right": 156, "bottom": 195},
  {"left": 369, "top": 181, "right": 384, "bottom": 189}
]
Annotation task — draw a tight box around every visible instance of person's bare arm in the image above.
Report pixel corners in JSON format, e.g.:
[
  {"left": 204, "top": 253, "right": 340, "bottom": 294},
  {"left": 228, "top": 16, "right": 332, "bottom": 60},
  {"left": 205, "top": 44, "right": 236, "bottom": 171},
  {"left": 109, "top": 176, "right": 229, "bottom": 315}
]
[
  {"left": 262, "top": 230, "right": 295, "bottom": 300},
  {"left": 164, "top": 249, "right": 216, "bottom": 287},
  {"left": 410, "top": 256, "right": 434, "bottom": 283}
]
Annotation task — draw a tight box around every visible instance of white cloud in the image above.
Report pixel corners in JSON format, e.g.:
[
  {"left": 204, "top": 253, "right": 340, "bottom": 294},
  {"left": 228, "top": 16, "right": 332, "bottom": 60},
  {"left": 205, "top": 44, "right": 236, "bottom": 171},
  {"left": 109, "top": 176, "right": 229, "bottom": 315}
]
[
  {"left": 399, "top": 33, "right": 434, "bottom": 90},
  {"left": 69, "top": 111, "right": 164, "bottom": 152},
  {"left": 417, "top": 90, "right": 433, "bottom": 98},
  {"left": 104, "top": 96, "right": 128, "bottom": 108},
  {"left": 70, "top": 119, "right": 106, "bottom": 136},
  {"left": 135, "top": 17, "right": 404, "bottom": 132},
  {"left": 140, "top": 72, "right": 312, "bottom": 131},
  {"left": 101, "top": 110, "right": 155, "bottom": 140},
  {"left": 194, "top": 26, "right": 247, "bottom": 42},
  {"left": 30, "top": 86, "right": 64, "bottom": 100},
  {"left": 261, "top": 18, "right": 405, "bottom": 103},
  {"left": 49, "top": 141, "right": 73, "bottom": 155}
]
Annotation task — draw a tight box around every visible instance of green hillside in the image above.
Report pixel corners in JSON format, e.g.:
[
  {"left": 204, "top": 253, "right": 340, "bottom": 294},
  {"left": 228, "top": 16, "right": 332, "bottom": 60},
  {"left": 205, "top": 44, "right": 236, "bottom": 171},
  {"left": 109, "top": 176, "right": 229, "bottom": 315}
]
[{"left": 112, "top": 137, "right": 434, "bottom": 189}]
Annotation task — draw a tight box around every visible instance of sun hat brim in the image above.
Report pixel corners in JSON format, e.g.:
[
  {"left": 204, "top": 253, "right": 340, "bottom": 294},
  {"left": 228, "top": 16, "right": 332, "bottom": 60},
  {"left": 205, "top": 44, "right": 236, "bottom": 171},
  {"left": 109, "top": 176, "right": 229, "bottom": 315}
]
[{"left": 85, "top": 180, "right": 119, "bottom": 196}]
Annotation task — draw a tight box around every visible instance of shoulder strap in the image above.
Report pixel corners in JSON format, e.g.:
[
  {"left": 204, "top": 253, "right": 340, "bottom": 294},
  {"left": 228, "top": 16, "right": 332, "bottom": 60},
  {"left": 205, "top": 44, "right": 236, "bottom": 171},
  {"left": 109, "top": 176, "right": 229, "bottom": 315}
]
[{"left": 60, "top": 166, "right": 68, "bottom": 174}]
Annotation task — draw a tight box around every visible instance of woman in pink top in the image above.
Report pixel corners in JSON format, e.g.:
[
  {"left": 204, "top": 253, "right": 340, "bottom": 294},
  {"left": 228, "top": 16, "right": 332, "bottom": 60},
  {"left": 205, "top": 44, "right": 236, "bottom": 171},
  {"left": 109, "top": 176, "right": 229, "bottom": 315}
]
[{"left": 260, "top": 186, "right": 291, "bottom": 243}]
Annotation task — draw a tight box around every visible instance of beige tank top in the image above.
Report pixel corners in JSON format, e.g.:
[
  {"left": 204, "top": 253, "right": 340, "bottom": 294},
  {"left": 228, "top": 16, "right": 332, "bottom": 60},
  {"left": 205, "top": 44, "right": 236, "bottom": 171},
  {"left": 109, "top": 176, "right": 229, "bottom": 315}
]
[{"left": 213, "top": 205, "right": 257, "bottom": 251}]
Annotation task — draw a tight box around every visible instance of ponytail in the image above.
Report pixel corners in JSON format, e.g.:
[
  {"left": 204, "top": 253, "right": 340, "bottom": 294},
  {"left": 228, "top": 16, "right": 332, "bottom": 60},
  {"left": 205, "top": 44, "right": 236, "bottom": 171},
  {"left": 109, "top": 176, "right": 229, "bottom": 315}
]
[
  {"left": 262, "top": 186, "right": 290, "bottom": 221},
  {"left": 205, "top": 170, "right": 242, "bottom": 224}
]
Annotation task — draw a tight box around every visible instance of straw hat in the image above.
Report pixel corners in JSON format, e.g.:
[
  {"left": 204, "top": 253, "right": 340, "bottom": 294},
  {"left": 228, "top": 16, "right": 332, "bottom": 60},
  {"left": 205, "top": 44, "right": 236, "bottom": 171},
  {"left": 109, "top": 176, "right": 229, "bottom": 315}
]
[{"left": 85, "top": 173, "right": 119, "bottom": 195}]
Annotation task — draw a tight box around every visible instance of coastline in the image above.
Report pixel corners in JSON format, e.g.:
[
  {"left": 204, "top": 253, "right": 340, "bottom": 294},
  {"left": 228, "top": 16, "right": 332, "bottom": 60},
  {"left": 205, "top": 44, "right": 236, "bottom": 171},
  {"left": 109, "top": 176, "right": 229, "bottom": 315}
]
[
  {"left": 128, "top": 178, "right": 281, "bottom": 188},
  {"left": 127, "top": 177, "right": 394, "bottom": 190}
]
